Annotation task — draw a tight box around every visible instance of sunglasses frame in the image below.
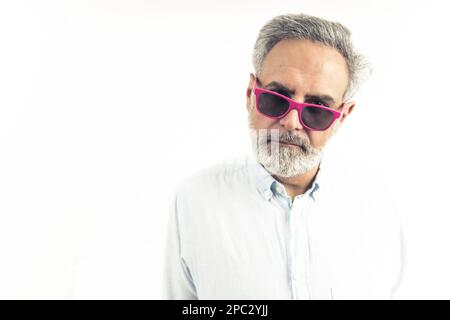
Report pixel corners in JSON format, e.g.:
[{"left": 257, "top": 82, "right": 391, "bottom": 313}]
[{"left": 253, "top": 79, "right": 342, "bottom": 131}]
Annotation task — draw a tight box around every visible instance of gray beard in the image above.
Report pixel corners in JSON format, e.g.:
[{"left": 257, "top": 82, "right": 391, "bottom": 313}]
[{"left": 249, "top": 128, "right": 323, "bottom": 178}]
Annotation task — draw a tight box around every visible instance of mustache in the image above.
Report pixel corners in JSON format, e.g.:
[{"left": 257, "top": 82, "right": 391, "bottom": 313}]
[{"left": 266, "top": 132, "right": 308, "bottom": 147}]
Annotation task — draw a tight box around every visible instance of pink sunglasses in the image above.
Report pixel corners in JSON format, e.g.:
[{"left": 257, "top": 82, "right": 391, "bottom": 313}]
[{"left": 253, "top": 78, "right": 342, "bottom": 131}]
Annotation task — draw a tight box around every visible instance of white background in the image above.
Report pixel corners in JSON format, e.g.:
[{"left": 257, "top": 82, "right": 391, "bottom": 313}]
[{"left": 0, "top": 0, "right": 449, "bottom": 299}]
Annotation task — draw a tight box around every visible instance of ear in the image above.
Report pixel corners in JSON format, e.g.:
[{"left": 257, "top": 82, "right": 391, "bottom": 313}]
[
  {"left": 339, "top": 101, "right": 356, "bottom": 124},
  {"left": 246, "top": 73, "right": 256, "bottom": 112}
]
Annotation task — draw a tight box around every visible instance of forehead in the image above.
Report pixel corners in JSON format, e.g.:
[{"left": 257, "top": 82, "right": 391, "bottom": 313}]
[{"left": 259, "top": 39, "right": 349, "bottom": 101}]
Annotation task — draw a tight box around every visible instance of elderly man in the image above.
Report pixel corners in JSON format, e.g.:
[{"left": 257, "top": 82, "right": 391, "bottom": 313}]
[{"left": 163, "top": 13, "right": 403, "bottom": 300}]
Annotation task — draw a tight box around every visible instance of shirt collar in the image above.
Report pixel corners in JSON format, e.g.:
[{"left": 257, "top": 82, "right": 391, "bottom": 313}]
[
  {"left": 249, "top": 156, "right": 277, "bottom": 201},
  {"left": 247, "top": 153, "right": 323, "bottom": 202}
]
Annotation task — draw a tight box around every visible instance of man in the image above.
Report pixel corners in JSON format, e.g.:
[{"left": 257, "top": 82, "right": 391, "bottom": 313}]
[{"left": 163, "top": 13, "right": 403, "bottom": 299}]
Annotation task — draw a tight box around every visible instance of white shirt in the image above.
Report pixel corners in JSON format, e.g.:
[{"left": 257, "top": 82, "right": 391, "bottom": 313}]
[{"left": 163, "top": 152, "right": 404, "bottom": 299}]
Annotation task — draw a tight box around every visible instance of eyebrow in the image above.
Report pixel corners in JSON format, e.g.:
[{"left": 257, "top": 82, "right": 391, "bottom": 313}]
[
  {"left": 304, "top": 94, "right": 336, "bottom": 106},
  {"left": 265, "top": 81, "right": 295, "bottom": 95},
  {"left": 264, "top": 80, "right": 337, "bottom": 106}
]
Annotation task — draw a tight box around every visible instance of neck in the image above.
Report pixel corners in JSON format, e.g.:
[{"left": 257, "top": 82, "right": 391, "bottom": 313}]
[{"left": 273, "top": 163, "right": 320, "bottom": 199}]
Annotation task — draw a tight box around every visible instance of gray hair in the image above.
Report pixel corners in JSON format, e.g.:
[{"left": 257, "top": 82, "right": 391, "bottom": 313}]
[{"left": 252, "top": 13, "right": 372, "bottom": 101}]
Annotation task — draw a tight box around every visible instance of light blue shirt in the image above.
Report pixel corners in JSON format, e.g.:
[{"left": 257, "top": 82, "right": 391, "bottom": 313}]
[{"left": 163, "top": 153, "right": 403, "bottom": 299}]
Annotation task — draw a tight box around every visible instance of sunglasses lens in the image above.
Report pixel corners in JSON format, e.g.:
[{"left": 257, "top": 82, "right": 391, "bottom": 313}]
[
  {"left": 257, "top": 92, "right": 290, "bottom": 117},
  {"left": 301, "top": 106, "right": 335, "bottom": 130}
]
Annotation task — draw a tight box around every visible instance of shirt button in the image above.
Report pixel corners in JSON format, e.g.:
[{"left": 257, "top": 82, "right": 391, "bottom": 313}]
[{"left": 275, "top": 184, "right": 283, "bottom": 194}]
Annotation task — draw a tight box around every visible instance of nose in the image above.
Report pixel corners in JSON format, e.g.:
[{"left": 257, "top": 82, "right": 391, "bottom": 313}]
[{"left": 279, "top": 109, "right": 304, "bottom": 131}]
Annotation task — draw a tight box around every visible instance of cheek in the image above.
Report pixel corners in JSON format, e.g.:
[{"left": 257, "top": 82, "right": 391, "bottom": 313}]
[
  {"left": 308, "top": 131, "right": 331, "bottom": 148},
  {"left": 249, "top": 109, "right": 277, "bottom": 129}
]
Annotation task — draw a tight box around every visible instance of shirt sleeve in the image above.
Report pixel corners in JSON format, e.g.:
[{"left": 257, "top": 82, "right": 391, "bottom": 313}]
[{"left": 162, "top": 192, "right": 198, "bottom": 300}]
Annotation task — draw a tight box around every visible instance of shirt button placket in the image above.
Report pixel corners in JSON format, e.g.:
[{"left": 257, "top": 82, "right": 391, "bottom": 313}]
[
  {"left": 288, "top": 206, "right": 296, "bottom": 300},
  {"left": 288, "top": 197, "right": 299, "bottom": 300},
  {"left": 292, "top": 195, "right": 310, "bottom": 300}
]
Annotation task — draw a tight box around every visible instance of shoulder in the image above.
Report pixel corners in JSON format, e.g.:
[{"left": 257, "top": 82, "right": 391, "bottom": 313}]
[
  {"left": 174, "top": 155, "right": 252, "bottom": 202},
  {"left": 318, "top": 154, "right": 401, "bottom": 228}
]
